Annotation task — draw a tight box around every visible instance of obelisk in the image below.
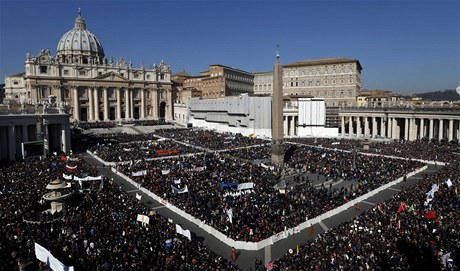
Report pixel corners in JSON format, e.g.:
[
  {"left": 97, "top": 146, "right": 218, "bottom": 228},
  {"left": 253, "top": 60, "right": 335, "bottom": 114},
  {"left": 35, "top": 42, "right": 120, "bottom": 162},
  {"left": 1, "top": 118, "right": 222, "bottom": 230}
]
[{"left": 271, "top": 46, "right": 284, "bottom": 164}]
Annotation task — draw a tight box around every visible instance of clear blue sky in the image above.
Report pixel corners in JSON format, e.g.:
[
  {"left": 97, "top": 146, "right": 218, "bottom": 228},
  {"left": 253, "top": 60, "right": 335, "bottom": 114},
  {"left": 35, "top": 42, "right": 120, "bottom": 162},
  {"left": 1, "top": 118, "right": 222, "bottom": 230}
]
[{"left": 1, "top": 0, "right": 459, "bottom": 94}]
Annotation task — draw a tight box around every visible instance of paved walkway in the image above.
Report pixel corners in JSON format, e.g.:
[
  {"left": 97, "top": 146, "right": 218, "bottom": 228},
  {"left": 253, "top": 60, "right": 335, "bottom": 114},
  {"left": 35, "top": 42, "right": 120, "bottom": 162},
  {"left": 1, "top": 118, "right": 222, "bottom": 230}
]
[{"left": 82, "top": 152, "right": 441, "bottom": 271}]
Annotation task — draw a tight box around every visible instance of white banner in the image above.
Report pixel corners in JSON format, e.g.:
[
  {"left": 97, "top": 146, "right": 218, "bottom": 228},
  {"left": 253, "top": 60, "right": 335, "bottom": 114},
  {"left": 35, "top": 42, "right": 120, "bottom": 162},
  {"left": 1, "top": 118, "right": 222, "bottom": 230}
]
[
  {"left": 62, "top": 174, "right": 73, "bottom": 180},
  {"left": 162, "top": 169, "right": 170, "bottom": 175},
  {"left": 271, "top": 231, "right": 287, "bottom": 243},
  {"left": 172, "top": 185, "right": 189, "bottom": 194},
  {"left": 34, "top": 243, "right": 74, "bottom": 271},
  {"left": 34, "top": 243, "right": 49, "bottom": 263},
  {"left": 175, "top": 224, "right": 192, "bottom": 240},
  {"left": 132, "top": 170, "right": 147, "bottom": 177},
  {"left": 191, "top": 166, "right": 206, "bottom": 172},
  {"left": 237, "top": 182, "right": 254, "bottom": 191},
  {"left": 137, "top": 214, "right": 150, "bottom": 224},
  {"left": 136, "top": 193, "right": 142, "bottom": 201},
  {"left": 73, "top": 175, "right": 102, "bottom": 181},
  {"left": 223, "top": 190, "right": 253, "bottom": 198}
]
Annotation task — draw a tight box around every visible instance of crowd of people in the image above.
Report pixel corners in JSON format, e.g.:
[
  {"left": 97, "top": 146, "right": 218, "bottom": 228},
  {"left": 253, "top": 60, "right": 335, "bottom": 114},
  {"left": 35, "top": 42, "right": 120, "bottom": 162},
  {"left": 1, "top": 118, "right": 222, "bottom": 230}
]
[
  {"left": 89, "top": 138, "right": 201, "bottom": 162},
  {"left": 273, "top": 160, "right": 459, "bottom": 271},
  {"left": 3, "top": 126, "right": 459, "bottom": 270},
  {"left": 152, "top": 129, "right": 268, "bottom": 150},
  {"left": 0, "top": 156, "right": 240, "bottom": 270},
  {"left": 118, "top": 143, "right": 422, "bottom": 241},
  {"left": 290, "top": 137, "right": 460, "bottom": 163}
]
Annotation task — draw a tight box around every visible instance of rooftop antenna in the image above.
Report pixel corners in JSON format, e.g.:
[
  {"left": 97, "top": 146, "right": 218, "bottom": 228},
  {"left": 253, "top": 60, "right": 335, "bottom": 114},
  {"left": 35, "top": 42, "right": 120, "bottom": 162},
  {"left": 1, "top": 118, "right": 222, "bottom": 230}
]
[{"left": 78, "top": 8, "right": 81, "bottom": 17}]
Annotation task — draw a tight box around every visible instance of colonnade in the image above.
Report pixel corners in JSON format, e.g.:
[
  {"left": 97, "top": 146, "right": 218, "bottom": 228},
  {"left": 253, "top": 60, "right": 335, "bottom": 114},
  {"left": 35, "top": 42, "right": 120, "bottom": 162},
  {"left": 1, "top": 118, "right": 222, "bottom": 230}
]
[
  {"left": 0, "top": 117, "right": 70, "bottom": 162},
  {"left": 284, "top": 115, "right": 298, "bottom": 137},
  {"left": 72, "top": 86, "right": 158, "bottom": 122},
  {"left": 340, "top": 113, "right": 460, "bottom": 142}
]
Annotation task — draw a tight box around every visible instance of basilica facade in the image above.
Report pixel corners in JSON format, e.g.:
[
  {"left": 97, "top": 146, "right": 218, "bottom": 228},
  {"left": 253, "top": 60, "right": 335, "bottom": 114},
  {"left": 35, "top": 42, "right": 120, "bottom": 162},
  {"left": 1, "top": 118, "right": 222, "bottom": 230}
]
[{"left": 4, "top": 10, "right": 173, "bottom": 123}]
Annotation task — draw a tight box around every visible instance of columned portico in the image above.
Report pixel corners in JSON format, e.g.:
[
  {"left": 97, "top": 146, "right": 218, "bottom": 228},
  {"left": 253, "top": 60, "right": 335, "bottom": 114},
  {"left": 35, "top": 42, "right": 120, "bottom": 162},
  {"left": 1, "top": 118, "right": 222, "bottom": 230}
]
[
  {"left": 116, "top": 88, "right": 122, "bottom": 120},
  {"left": 103, "top": 87, "right": 109, "bottom": 121},
  {"left": 125, "top": 88, "right": 130, "bottom": 120},
  {"left": 356, "top": 116, "right": 361, "bottom": 137},
  {"left": 429, "top": 119, "right": 434, "bottom": 139},
  {"left": 140, "top": 89, "right": 146, "bottom": 119},
  {"left": 94, "top": 87, "right": 100, "bottom": 121},
  {"left": 151, "top": 89, "right": 158, "bottom": 119},
  {"left": 339, "top": 108, "right": 460, "bottom": 143},
  {"left": 88, "top": 87, "right": 94, "bottom": 121},
  {"left": 73, "top": 87, "right": 80, "bottom": 121},
  {"left": 439, "top": 119, "right": 444, "bottom": 140},
  {"left": 348, "top": 116, "right": 353, "bottom": 136}
]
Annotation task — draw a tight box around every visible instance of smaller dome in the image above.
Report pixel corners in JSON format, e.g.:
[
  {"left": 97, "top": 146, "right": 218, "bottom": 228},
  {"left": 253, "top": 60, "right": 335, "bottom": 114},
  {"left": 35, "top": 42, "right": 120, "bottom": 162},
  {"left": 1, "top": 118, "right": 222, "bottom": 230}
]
[{"left": 56, "top": 9, "right": 105, "bottom": 64}]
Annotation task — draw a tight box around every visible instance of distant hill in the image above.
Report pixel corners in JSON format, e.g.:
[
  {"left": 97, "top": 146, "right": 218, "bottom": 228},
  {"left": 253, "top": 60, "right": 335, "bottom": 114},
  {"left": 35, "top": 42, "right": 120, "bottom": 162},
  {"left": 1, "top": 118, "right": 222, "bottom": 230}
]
[{"left": 412, "top": 89, "right": 459, "bottom": 101}]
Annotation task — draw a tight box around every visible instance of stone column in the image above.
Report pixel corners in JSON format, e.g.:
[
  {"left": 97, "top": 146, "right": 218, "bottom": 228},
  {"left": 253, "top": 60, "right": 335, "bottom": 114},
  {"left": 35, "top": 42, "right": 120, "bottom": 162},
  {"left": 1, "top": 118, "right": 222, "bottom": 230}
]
[
  {"left": 429, "top": 119, "right": 434, "bottom": 140},
  {"left": 283, "top": 116, "right": 288, "bottom": 136},
  {"left": 88, "top": 87, "right": 94, "bottom": 121},
  {"left": 103, "top": 87, "right": 109, "bottom": 121},
  {"left": 22, "top": 125, "right": 28, "bottom": 143},
  {"left": 151, "top": 89, "right": 158, "bottom": 119},
  {"left": 8, "top": 125, "right": 15, "bottom": 161},
  {"left": 130, "top": 89, "right": 135, "bottom": 119},
  {"left": 409, "top": 118, "right": 417, "bottom": 141},
  {"left": 72, "top": 87, "right": 80, "bottom": 121},
  {"left": 341, "top": 116, "right": 345, "bottom": 136},
  {"left": 290, "top": 116, "right": 295, "bottom": 136},
  {"left": 392, "top": 118, "right": 398, "bottom": 140},
  {"left": 420, "top": 118, "right": 425, "bottom": 139},
  {"left": 61, "top": 123, "right": 71, "bottom": 154},
  {"left": 439, "top": 119, "right": 444, "bottom": 140},
  {"left": 356, "top": 117, "right": 361, "bottom": 137},
  {"left": 116, "top": 88, "right": 122, "bottom": 120},
  {"left": 372, "top": 117, "right": 377, "bottom": 137},
  {"left": 404, "top": 118, "right": 409, "bottom": 141},
  {"left": 94, "top": 87, "right": 100, "bottom": 121},
  {"left": 349, "top": 116, "right": 353, "bottom": 137},
  {"left": 449, "top": 119, "right": 454, "bottom": 142},
  {"left": 387, "top": 117, "right": 392, "bottom": 139},
  {"left": 125, "top": 88, "right": 130, "bottom": 120},
  {"left": 380, "top": 117, "right": 386, "bottom": 138},
  {"left": 140, "top": 89, "right": 146, "bottom": 119},
  {"left": 364, "top": 117, "right": 369, "bottom": 136}
]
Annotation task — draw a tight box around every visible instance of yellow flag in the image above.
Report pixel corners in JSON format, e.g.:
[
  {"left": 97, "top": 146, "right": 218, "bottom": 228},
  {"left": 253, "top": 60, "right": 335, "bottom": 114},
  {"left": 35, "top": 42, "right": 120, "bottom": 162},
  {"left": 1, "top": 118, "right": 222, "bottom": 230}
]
[
  {"left": 455, "top": 186, "right": 458, "bottom": 197},
  {"left": 296, "top": 244, "right": 299, "bottom": 255}
]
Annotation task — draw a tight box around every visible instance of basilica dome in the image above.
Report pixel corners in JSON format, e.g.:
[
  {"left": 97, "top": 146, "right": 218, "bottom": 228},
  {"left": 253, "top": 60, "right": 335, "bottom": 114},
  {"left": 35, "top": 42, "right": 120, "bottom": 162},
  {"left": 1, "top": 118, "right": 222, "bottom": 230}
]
[{"left": 56, "top": 10, "right": 105, "bottom": 64}]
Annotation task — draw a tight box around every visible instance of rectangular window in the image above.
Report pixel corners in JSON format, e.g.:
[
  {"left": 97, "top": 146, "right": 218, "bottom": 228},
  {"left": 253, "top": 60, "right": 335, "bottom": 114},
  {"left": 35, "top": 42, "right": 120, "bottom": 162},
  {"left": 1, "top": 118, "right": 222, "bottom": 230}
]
[
  {"left": 63, "top": 70, "right": 69, "bottom": 75},
  {"left": 13, "top": 81, "right": 19, "bottom": 85},
  {"left": 134, "top": 74, "right": 139, "bottom": 79},
  {"left": 79, "top": 70, "right": 86, "bottom": 76},
  {"left": 160, "top": 74, "right": 164, "bottom": 80},
  {"left": 40, "top": 66, "right": 47, "bottom": 74},
  {"left": 147, "top": 75, "right": 150, "bottom": 79}
]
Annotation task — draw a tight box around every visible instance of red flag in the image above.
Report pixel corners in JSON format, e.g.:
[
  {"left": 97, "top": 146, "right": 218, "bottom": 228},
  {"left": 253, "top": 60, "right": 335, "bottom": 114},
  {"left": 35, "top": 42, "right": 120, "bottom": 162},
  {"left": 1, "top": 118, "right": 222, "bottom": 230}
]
[
  {"left": 425, "top": 211, "right": 436, "bottom": 219},
  {"left": 60, "top": 155, "right": 67, "bottom": 161},
  {"left": 397, "top": 202, "right": 407, "bottom": 213}
]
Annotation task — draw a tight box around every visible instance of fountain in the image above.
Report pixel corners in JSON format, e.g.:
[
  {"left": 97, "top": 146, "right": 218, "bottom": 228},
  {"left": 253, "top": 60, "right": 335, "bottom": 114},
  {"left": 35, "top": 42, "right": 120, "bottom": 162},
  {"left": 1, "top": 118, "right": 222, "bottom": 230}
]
[{"left": 42, "top": 179, "right": 71, "bottom": 214}]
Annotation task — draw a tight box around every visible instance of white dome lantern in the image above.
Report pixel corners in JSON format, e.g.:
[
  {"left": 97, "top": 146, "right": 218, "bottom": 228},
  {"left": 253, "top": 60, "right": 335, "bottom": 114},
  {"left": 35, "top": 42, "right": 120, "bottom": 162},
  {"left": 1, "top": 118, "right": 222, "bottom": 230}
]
[{"left": 56, "top": 9, "right": 105, "bottom": 65}]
